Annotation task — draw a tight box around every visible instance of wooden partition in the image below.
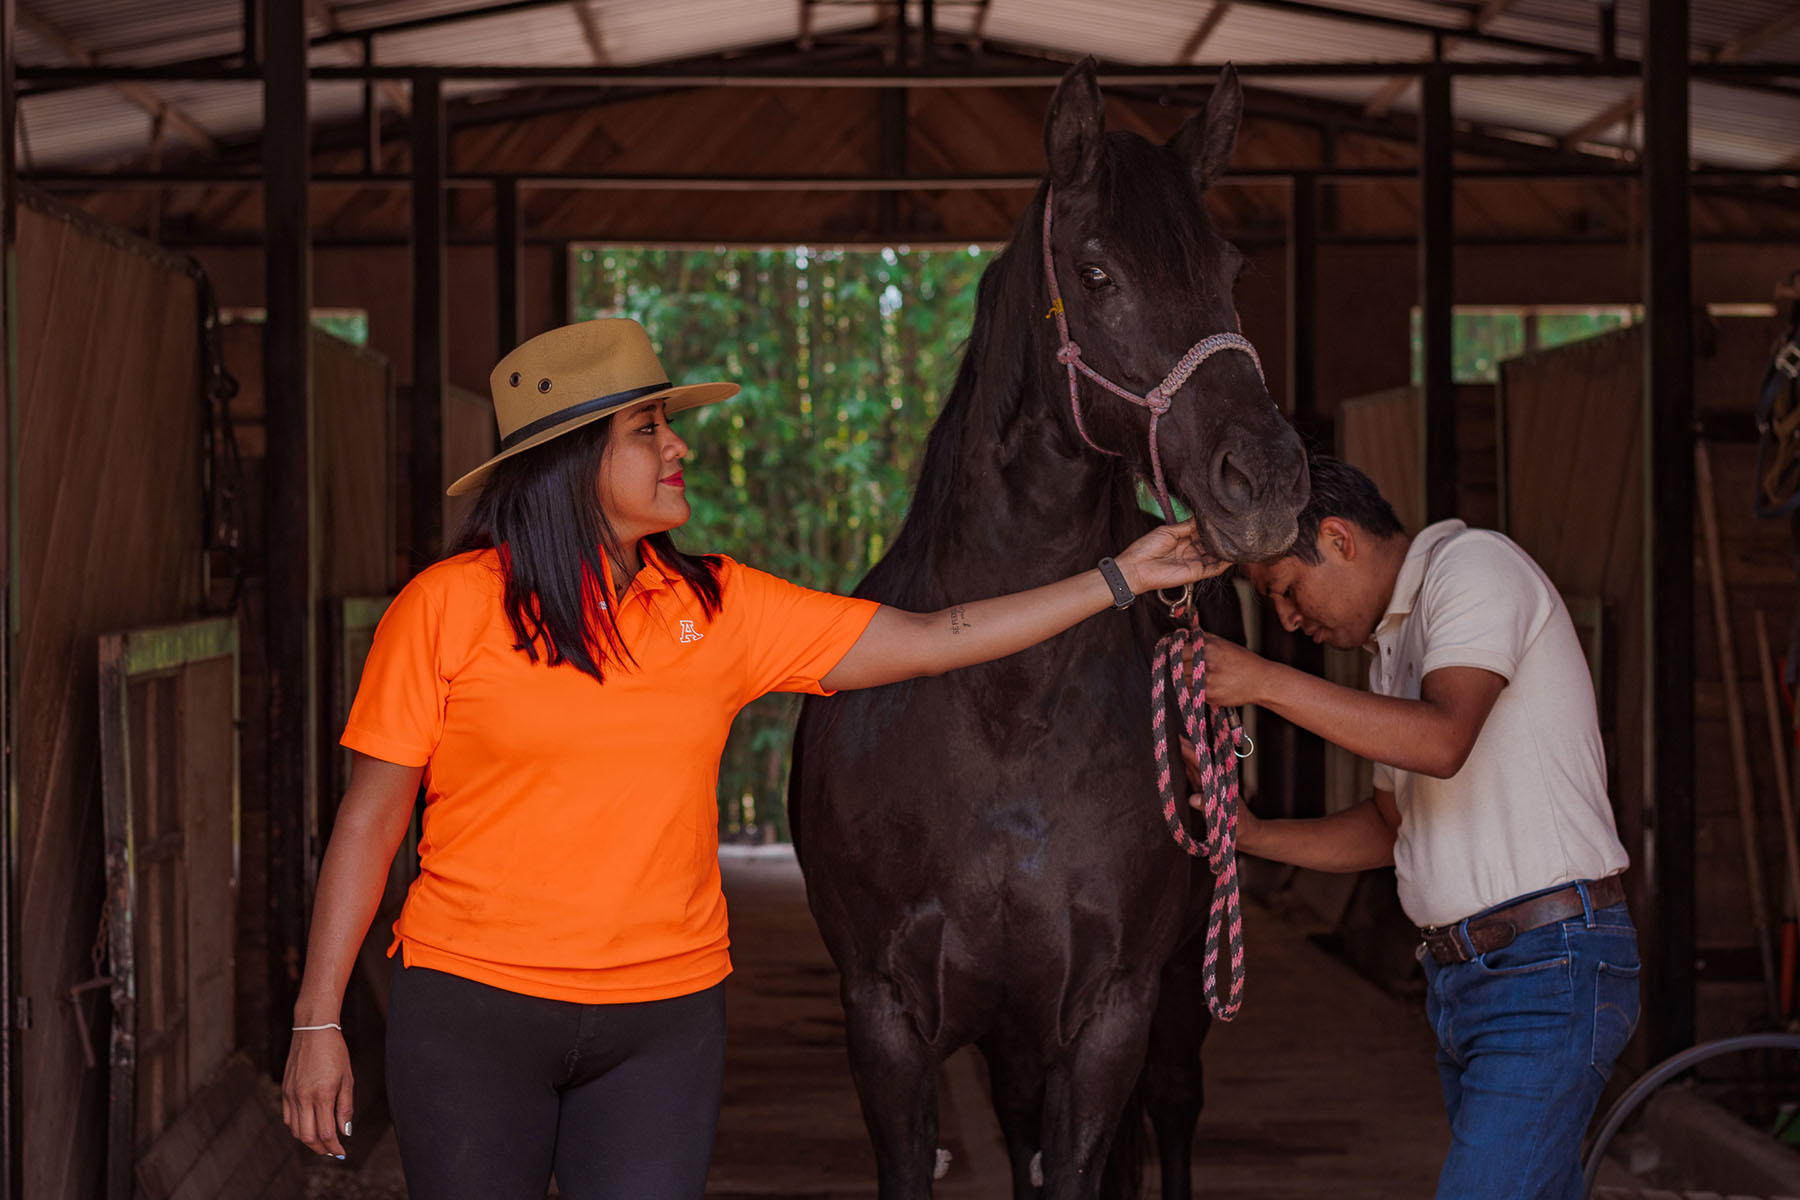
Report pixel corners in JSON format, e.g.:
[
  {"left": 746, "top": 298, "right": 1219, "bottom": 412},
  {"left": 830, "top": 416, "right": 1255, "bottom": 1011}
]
[
  {"left": 216, "top": 322, "right": 395, "bottom": 1073},
  {"left": 13, "top": 194, "right": 209, "bottom": 1200},
  {"left": 1499, "top": 315, "right": 1791, "bottom": 1047}
]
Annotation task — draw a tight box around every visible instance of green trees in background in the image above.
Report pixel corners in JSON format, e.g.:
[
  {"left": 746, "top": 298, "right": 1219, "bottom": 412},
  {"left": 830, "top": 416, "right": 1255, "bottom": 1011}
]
[{"left": 573, "top": 244, "right": 992, "bottom": 839}]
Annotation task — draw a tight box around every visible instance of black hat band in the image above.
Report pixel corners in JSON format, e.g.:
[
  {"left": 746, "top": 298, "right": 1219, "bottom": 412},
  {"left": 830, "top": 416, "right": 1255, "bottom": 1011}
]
[{"left": 498, "top": 379, "right": 672, "bottom": 451}]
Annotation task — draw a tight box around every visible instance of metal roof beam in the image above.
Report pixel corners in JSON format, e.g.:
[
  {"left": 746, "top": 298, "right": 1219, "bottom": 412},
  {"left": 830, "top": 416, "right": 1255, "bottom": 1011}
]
[
  {"left": 1362, "top": 74, "right": 1412, "bottom": 118},
  {"left": 571, "top": 1, "right": 608, "bottom": 65},
  {"left": 1178, "top": 2, "right": 1233, "bottom": 64},
  {"left": 1471, "top": 0, "right": 1520, "bottom": 31},
  {"left": 18, "top": 4, "right": 219, "bottom": 152},
  {"left": 1560, "top": 6, "right": 1800, "bottom": 153}
]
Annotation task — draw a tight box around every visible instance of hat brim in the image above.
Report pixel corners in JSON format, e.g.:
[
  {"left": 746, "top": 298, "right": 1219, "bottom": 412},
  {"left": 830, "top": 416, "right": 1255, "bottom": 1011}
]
[{"left": 445, "top": 380, "right": 740, "bottom": 497}]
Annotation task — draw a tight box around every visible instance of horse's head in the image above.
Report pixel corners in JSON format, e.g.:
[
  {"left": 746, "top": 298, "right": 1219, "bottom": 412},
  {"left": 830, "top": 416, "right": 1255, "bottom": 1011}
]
[{"left": 1040, "top": 58, "right": 1308, "bottom": 562}]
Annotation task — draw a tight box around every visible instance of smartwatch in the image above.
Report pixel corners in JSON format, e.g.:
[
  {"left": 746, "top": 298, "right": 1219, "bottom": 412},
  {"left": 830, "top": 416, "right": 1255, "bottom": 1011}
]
[{"left": 1097, "top": 557, "right": 1136, "bottom": 610}]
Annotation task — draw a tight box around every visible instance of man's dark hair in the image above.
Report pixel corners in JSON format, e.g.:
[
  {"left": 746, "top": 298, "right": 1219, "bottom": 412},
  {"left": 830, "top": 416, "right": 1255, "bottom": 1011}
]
[{"left": 1287, "top": 455, "right": 1405, "bottom": 564}]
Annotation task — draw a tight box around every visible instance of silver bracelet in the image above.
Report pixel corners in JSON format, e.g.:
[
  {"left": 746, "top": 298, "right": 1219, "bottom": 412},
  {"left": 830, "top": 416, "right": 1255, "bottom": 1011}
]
[{"left": 292, "top": 1022, "right": 342, "bottom": 1032}]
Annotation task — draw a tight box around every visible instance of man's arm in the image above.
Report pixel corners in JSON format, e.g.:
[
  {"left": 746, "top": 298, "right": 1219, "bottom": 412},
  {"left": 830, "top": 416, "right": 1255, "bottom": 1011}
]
[
  {"left": 1202, "top": 637, "right": 1505, "bottom": 780},
  {"left": 1182, "top": 737, "right": 1401, "bottom": 870}
]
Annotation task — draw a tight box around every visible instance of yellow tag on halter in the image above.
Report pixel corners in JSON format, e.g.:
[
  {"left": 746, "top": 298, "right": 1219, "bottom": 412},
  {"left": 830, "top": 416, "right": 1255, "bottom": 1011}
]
[{"left": 1045, "top": 299, "right": 1064, "bottom": 319}]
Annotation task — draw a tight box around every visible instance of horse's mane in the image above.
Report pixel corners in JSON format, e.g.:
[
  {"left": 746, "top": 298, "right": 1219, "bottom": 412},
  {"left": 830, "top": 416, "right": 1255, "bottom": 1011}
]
[{"left": 852, "top": 186, "right": 1050, "bottom": 610}]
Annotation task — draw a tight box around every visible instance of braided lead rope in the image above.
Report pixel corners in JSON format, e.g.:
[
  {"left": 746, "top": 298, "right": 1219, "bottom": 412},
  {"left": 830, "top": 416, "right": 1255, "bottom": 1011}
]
[
  {"left": 1148, "top": 614, "right": 1247, "bottom": 1020},
  {"left": 1040, "top": 186, "right": 1267, "bottom": 524}
]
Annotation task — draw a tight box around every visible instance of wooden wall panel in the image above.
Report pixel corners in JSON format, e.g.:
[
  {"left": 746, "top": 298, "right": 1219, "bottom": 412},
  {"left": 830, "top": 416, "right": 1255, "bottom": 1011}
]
[
  {"left": 1501, "top": 315, "right": 1790, "bottom": 1045},
  {"left": 442, "top": 383, "right": 495, "bottom": 544},
  {"left": 1336, "top": 383, "right": 1500, "bottom": 536},
  {"left": 14, "top": 195, "right": 205, "bottom": 1200}
]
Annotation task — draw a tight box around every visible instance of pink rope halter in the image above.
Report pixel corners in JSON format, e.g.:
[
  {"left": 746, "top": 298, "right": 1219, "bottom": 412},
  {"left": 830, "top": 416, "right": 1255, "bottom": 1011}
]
[
  {"left": 1042, "top": 185, "right": 1256, "bottom": 1019},
  {"left": 1041, "top": 185, "right": 1266, "bottom": 524}
]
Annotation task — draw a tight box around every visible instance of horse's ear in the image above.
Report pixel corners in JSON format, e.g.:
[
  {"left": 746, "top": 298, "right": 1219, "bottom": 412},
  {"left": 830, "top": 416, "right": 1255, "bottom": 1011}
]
[
  {"left": 1045, "top": 56, "right": 1106, "bottom": 188},
  {"left": 1169, "top": 63, "right": 1242, "bottom": 190}
]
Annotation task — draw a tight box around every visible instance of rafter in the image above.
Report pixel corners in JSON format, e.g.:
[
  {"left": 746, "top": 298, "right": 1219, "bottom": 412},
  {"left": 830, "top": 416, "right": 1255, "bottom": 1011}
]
[
  {"left": 1362, "top": 74, "right": 1413, "bottom": 118},
  {"left": 1178, "top": 2, "right": 1232, "bottom": 64},
  {"left": 19, "top": 4, "right": 218, "bottom": 153},
  {"left": 1470, "top": 0, "right": 1520, "bottom": 32},
  {"left": 570, "top": 1, "right": 609, "bottom": 65},
  {"left": 307, "top": 0, "right": 410, "bottom": 115},
  {"left": 1561, "top": 92, "right": 1636, "bottom": 149},
  {"left": 1561, "top": 5, "right": 1800, "bottom": 152}
]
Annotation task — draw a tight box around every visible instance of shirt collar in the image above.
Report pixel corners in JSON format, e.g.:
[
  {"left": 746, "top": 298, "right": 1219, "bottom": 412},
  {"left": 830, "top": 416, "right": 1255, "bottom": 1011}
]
[
  {"left": 1369, "top": 519, "right": 1467, "bottom": 647},
  {"left": 596, "top": 540, "right": 683, "bottom": 610}
]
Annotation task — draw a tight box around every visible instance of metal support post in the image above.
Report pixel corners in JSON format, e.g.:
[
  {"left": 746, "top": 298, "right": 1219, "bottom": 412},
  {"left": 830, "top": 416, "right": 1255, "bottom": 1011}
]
[
  {"left": 410, "top": 71, "right": 446, "bottom": 565},
  {"left": 1642, "top": 0, "right": 1696, "bottom": 1062},
  {"left": 261, "top": 0, "right": 315, "bottom": 1079},
  {"left": 495, "top": 177, "right": 523, "bottom": 357},
  {"left": 1419, "top": 64, "right": 1456, "bottom": 524}
]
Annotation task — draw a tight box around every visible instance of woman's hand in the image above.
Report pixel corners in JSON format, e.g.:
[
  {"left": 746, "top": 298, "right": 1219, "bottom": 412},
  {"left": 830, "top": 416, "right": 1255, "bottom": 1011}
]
[
  {"left": 282, "top": 1027, "right": 353, "bottom": 1158},
  {"left": 1112, "top": 521, "right": 1232, "bottom": 595},
  {"left": 1199, "top": 633, "right": 1273, "bottom": 710}
]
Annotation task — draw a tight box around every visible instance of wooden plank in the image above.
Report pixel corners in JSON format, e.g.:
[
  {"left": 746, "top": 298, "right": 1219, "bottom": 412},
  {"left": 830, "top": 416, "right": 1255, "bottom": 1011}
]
[
  {"left": 20, "top": 195, "right": 204, "bottom": 1200},
  {"left": 134, "top": 1057, "right": 258, "bottom": 1199},
  {"left": 182, "top": 654, "right": 239, "bottom": 1089}
]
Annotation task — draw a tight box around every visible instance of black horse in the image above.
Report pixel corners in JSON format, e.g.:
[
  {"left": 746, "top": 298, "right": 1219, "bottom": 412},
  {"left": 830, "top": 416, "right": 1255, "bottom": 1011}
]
[{"left": 790, "top": 59, "right": 1309, "bottom": 1200}]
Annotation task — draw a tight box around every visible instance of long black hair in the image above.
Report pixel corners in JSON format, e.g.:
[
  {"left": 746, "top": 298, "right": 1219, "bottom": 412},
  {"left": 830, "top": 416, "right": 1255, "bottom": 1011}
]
[{"left": 448, "top": 415, "right": 723, "bottom": 683}]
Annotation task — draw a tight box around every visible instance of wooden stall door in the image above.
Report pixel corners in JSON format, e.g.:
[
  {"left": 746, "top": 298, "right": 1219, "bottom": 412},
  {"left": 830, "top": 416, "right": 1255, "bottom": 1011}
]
[{"left": 98, "top": 618, "right": 302, "bottom": 1200}]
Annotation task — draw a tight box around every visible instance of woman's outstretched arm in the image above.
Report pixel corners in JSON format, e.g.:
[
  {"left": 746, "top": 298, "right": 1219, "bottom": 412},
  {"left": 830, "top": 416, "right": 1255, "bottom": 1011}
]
[{"left": 821, "top": 520, "right": 1229, "bottom": 691}]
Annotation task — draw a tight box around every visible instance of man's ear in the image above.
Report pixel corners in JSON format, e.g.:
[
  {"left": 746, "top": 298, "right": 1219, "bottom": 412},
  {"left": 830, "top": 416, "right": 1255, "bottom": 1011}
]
[{"left": 1319, "top": 516, "right": 1356, "bottom": 562}]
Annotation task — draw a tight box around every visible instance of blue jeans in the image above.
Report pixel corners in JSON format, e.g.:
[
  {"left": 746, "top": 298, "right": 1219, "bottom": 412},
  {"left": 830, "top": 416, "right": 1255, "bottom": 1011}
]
[{"left": 1421, "top": 881, "right": 1640, "bottom": 1200}]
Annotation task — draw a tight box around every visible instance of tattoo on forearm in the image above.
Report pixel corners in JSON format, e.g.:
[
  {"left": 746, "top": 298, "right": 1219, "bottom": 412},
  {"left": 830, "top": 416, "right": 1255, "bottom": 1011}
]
[{"left": 949, "top": 605, "right": 971, "bottom": 636}]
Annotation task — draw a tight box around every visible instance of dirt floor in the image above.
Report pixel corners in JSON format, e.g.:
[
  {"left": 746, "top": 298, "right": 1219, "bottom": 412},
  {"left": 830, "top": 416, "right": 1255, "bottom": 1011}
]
[{"left": 311, "top": 845, "right": 1454, "bottom": 1198}]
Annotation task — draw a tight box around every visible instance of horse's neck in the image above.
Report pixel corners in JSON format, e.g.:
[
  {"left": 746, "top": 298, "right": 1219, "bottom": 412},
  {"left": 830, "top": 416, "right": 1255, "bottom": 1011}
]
[{"left": 934, "top": 356, "right": 1124, "bottom": 599}]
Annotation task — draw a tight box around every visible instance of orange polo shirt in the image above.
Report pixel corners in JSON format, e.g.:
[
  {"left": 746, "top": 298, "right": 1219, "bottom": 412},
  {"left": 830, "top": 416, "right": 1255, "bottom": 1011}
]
[{"left": 340, "top": 546, "right": 879, "bottom": 1004}]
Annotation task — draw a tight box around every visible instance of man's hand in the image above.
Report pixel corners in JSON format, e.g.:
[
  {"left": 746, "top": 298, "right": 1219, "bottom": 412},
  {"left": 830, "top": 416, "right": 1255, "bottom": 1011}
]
[
  {"left": 1182, "top": 736, "right": 1264, "bottom": 853},
  {"left": 1200, "top": 632, "right": 1272, "bottom": 710}
]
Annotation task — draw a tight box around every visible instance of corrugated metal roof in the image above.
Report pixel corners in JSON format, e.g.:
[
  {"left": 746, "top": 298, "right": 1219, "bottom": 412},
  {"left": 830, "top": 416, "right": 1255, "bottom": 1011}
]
[{"left": 14, "top": 0, "right": 1800, "bottom": 172}]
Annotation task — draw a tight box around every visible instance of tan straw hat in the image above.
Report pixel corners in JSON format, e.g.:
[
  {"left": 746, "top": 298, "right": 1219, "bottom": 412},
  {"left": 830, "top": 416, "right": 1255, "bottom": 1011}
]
[{"left": 447, "top": 317, "right": 740, "bottom": 496}]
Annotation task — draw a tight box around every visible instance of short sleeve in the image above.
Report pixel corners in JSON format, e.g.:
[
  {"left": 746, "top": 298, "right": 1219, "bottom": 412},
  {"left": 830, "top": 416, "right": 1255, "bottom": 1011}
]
[
  {"left": 1416, "top": 534, "right": 1547, "bottom": 683},
  {"left": 1372, "top": 761, "right": 1396, "bottom": 791},
  {"left": 341, "top": 576, "right": 450, "bottom": 767},
  {"left": 728, "top": 562, "right": 880, "bottom": 699}
]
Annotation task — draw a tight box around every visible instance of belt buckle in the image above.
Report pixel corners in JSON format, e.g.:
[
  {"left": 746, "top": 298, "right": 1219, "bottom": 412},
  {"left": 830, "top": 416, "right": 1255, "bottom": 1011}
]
[
  {"left": 1777, "top": 340, "right": 1800, "bottom": 380},
  {"left": 1420, "top": 926, "right": 1472, "bottom": 965}
]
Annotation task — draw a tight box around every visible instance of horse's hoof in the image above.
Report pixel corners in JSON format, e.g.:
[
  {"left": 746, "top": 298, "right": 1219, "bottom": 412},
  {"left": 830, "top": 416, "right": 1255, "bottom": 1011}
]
[
  {"left": 934, "top": 1148, "right": 953, "bottom": 1180},
  {"left": 1030, "top": 1151, "right": 1044, "bottom": 1187}
]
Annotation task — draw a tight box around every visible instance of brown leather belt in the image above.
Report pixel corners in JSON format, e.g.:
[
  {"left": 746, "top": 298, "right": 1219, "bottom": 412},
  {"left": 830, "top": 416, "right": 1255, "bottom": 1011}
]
[{"left": 1418, "top": 874, "right": 1626, "bottom": 966}]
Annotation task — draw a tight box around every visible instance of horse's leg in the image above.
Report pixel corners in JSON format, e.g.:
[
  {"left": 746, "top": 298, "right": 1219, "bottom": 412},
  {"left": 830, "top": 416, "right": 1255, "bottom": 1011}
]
[
  {"left": 1039, "top": 991, "right": 1157, "bottom": 1200},
  {"left": 843, "top": 976, "right": 942, "bottom": 1200},
  {"left": 1143, "top": 937, "right": 1212, "bottom": 1200},
  {"left": 979, "top": 1030, "right": 1048, "bottom": 1199}
]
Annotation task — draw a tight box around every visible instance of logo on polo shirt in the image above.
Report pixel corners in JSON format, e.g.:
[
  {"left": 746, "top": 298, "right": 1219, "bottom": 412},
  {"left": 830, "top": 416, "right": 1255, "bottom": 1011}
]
[{"left": 679, "top": 619, "right": 704, "bottom": 644}]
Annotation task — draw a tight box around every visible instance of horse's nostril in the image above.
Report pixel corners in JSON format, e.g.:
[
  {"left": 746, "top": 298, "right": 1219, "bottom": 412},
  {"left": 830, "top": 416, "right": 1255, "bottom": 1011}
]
[{"left": 1216, "top": 451, "right": 1255, "bottom": 513}]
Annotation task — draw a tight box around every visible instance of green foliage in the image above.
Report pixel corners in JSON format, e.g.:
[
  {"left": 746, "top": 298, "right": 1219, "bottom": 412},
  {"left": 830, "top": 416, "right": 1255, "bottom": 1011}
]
[
  {"left": 572, "top": 244, "right": 992, "bottom": 840},
  {"left": 1410, "top": 306, "right": 1635, "bottom": 385}
]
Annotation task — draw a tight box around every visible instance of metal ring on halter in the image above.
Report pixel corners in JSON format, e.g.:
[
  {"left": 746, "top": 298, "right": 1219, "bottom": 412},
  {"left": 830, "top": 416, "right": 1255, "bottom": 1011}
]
[
  {"left": 1158, "top": 583, "right": 1193, "bottom": 614},
  {"left": 1234, "top": 735, "right": 1254, "bottom": 759}
]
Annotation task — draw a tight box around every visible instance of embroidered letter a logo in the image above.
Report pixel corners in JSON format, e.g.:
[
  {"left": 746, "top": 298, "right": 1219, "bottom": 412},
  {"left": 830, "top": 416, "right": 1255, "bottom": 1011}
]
[{"left": 679, "top": 619, "right": 704, "bottom": 644}]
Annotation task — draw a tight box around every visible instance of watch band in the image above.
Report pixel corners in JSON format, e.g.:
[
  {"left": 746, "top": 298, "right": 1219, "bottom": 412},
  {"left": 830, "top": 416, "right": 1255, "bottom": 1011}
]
[{"left": 1097, "top": 557, "right": 1136, "bottom": 609}]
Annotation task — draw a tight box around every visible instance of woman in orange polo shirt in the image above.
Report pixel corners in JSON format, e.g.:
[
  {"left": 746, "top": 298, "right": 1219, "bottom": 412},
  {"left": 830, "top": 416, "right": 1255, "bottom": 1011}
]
[{"left": 281, "top": 318, "right": 1226, "bottom": 1200}]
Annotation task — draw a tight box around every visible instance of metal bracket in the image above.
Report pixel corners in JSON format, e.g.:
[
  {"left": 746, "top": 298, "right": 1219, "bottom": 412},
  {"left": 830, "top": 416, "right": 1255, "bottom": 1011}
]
[{"left": 1777, "top": 340, "right": 1800, "bottom": 380}]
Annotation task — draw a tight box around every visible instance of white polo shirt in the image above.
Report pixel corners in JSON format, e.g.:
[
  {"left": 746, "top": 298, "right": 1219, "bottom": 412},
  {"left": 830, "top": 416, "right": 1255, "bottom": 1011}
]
[{"left": 1368, "top": 520, "right": 1629, "bottom": 928}]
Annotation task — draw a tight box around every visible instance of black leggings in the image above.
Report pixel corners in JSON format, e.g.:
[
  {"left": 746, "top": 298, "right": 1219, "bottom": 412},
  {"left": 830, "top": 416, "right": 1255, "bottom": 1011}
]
[{"left": 386, "top": 963, "right": 726, "bottom": 1200}]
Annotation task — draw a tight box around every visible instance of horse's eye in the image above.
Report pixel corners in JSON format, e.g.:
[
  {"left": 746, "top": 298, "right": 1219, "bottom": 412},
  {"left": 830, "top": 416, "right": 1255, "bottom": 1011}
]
[{"left": 1079, "top": 265, "right": 1112, "bottom": 290}]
